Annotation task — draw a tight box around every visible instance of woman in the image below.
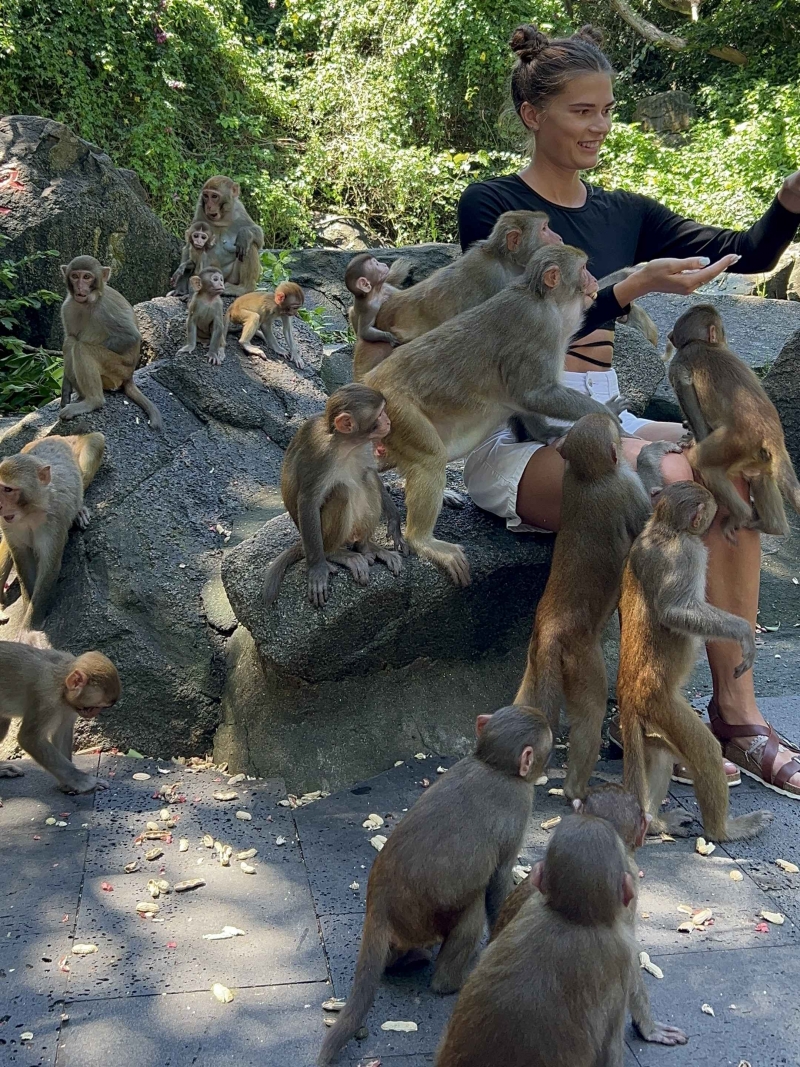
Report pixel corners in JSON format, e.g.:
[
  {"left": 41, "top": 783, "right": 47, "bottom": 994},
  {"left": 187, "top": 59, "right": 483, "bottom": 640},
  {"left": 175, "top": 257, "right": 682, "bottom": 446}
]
[{"left": 458, "top": 24, "right": 800, "bottom": 797}]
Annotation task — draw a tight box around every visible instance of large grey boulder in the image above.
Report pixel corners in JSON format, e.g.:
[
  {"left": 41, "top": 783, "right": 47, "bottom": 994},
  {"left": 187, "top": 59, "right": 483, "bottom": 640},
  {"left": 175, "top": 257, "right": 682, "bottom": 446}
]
[
  {"left": 612, "top": 323, "right": 665, "bottom": 416},
  {"left": 0, "top": 115, "right": 181, "bottom": 346},
  {"left": 763, "top": 328, "right": 800, "bottom": 468},
  {"left": 634, "top": 90, "right": 695, "bottom": 134}
]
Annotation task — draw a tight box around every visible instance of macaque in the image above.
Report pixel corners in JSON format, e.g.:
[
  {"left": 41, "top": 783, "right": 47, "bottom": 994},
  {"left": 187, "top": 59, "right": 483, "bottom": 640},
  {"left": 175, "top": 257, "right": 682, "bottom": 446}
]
[
  {"left": 345, "top": 254, "right": 406, "bottom": 349},
  {"left": 178, "top": 267, "right": 226, "bottom": 365},
  {"left": 191, "top": 175, "right": 264, "bottom": 295},
  {"left": 514, "top": 414, "right": 678, "bottom": 800},
  {"left": 365, "top": 244, "right": 622, "bottom": 586},
  {"left": 0, "top": 434, "right": 105, "bottom": 630},
  {"left": 317, "top": 705, "right": 552, "bottom": 1066},
  {"left": 263, "top": 384, "right": 407, "bottom": 608},
  {"left": 0, "top": 640, "right": 120, "bottom": 793},
  {"left": 59, "top": 255, "right": 163, "bottom": 430},
  {"left": 668, "top": 304, "right": 800, "bottom": 541},
  {"left": 169, "top": 222, "right": 219, "bottom": 297},
  {"left": 597, "top": 266, "right": 659, "bottom": 348},
  {"left": 491, "top": 784, "right": 688, "bottom": 1048},
  {"left": 435, "top": 814, "right": 635, "bottom": 1067},
  {"left": 226, "top": 281, "right": 305, "bottom": 368},
  {"left": 618, "top": 482, "right": 772, "bottom": 841}
]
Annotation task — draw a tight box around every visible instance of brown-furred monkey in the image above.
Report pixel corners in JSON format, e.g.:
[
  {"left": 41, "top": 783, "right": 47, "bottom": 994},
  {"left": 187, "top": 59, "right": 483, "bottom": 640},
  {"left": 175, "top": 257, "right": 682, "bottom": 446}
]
[
  {"left": 262, "top": 384, "right": 407, "bottom": 608},
  {"left": 514, "top": 413, "right": 678, "bottom": 801},
  {"left": 191, "top": 175, "right": 264, "bottom": 295},
  {"left": 618, "top": 481, "right": 772, "bottom": 841},
  {"left": 226, "top": 282, "right": 305, "bottom": 368},
  {"left": 435, "top": 814, "right": 635, "bottom": 1067},
  {"left": 0, "top": 434, "right": 105, "bottom": 630},
  {"left": 169, "top": 221, "right": 220, "bottom": 297},
  {"left": 179, "top": 267, "right": 226, "bottom": 365},
  {"left": 317, "top": 705, "right": 552, "bottom": 1066},
  {"left": 345, "top": 254, "right": 407, "bottom": 349},
  {"left": 668, "top": 303, "right": 800, "bottom": 541},
  {"left": 365, "top": 244, "right": 623, "bottom": 586},
  {"left": 60, "top": 256, "right": 163, "bottom": 430},
  {"left": 0, "top": 640, "right": 120, "bottom": 793}
]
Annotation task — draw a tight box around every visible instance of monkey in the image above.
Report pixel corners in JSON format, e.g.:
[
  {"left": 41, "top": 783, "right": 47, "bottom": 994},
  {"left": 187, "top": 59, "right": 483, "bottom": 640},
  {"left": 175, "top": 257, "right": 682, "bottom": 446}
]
[
  {"left": 618, "top": 481, "right": 773, "bottom": 841},
  {"left": 0, "top": 434, "right": 105, "bottom": 631},
  {"left": 317, "top": 704, "right": 553, "bottom": 1066},
  {"left": 191, "top": 175, "right": 264, "bottom": 296},
  {"left": 667, "top": 304, "right": 800, "bottom": 542},
  {"left": 513, "top": 414, "right": 681, "bottom": 801},
  {"left": 0, "top": 640, "right": 120, "bottom": 793},
  {"left": 169, "top": 222, "right": 220, "bottom": 298},
  {"left": 225, "top": 281, "right": 305, "bottom": 368},
  {"left": 346, "top": 253, "right": 404, "bottom": 349},
  {"left": 434, "top": 813, "right": 635, "bottom": 1067},
  {"left": 490, "top": 783, "right": 688, "bottom": 1048},
  {"left": 597, "top": 266, "right": 660, "bottom": 349},
  {"left": 364, "top": 244, "right": 625, "bottom": 586},
  {"left": 263, "top": 384, "right": 408, "bottom": 608},
  {"left": 59, "top": 255, "right": 163, "bottom": 430},
  {"left": 178, "top": 267, "right": 227, "bottom": 366}
]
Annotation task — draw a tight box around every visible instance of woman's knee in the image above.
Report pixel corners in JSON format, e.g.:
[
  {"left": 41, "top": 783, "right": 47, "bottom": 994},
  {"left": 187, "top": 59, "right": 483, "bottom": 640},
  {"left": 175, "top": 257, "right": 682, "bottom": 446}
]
[{"left": 661, "top": 450, "right": 694, "bottom": 485}]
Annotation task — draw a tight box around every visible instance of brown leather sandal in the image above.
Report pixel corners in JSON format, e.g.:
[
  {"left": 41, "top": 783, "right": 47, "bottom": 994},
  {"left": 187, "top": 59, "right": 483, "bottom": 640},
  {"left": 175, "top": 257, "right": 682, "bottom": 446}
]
[
  {"left": 607, "top": 714, "right": 740, "bottom": 787},
  {"left": 708, "top": 700, "right": 800, "bottom": 800}
]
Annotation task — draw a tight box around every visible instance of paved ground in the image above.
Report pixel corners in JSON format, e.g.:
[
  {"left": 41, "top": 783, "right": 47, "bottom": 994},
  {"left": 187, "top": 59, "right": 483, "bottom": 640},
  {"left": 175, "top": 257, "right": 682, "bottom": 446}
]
[{"left": 2, "top": 728, "right": 800, "bottom": 1067}]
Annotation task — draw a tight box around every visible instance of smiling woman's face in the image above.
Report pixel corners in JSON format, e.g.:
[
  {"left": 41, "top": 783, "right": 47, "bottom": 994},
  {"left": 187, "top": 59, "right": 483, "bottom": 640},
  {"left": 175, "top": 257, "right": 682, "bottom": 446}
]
[{"left": 520, "top": 72, "right": 615, "bottom": 172}]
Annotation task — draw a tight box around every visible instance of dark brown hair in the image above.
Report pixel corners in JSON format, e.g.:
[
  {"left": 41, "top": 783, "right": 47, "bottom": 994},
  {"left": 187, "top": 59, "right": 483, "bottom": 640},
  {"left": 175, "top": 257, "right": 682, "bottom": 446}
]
[{"left": 509, "top": 24, "right": 613, "bottom": 114}]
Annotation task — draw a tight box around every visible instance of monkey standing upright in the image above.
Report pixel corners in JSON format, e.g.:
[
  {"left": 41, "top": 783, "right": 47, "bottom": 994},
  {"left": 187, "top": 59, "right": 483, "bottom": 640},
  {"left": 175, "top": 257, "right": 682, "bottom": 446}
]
[
  {"left": 59, "top": 255, "right": 163, "bottom": 430},
  {"left": 178, "top": 267, "right": 227, "bottom": 365},
  {"left": 435, "top": 814, "right": 635, "bottom": 1067},
  {"left": 169, "top": 221, "right": 220, "bottom": 297},
  {"left": 317, "top": 705, "right": 552, "bottom": 1066},
  {"left": 0, "top": 640, "right": 120, "bottom": 793},
  {"left": 0, "top": 433, "right": 105, "bottom": 630},
  {"left": 191, "top": 176, "right": 264, "bottom": 295},
  {"left": 618, "top": 481, "right": 773, "bottom": 841},
  {"left": 514, "top": 414, "right": 678, "bottom": 800},
  {"left": 668, "top": 303, "right": 800, "bottom": 540},
  {"left": 226, "top": 282, "right": 305, "bottom": 368},
  {"left": 365, "top": 244, "right": 624, "bottom": 587}
]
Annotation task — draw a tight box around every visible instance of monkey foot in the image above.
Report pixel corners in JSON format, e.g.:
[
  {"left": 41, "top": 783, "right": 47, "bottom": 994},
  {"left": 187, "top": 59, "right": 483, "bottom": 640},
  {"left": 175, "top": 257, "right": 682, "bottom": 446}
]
[
  {"left": 288, "top": 356, "right": 307, "bottom": 371},
  {"left": 176, "top": 345, "right": 196, "bottom": 356},
  {"left": 412, "top": 539, "right": 471, "bottom": 586},
  {"left": 0, "top": 764, "right": 25, "bottom": 778},
  {"left": 242, "top": 344, "right": 266, "bottom": 357},
  {"left": 442, "top": 488, "right": 467, "bottom": 510},
  {"left": 636, "top": 1021, "right": 688, "bottom": 1046},
  {"left": 75, "top": 506, "right": 91, "bottom": 530},
  {"left": 208, "top": 352, "right": 226, "bottom": 366},
  {"left": 61, "top": 775, "right": 110, "bottom": 794}
]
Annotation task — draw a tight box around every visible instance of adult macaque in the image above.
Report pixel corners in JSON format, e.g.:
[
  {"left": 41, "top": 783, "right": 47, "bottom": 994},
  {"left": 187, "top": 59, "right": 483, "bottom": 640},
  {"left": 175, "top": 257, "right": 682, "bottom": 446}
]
[
  {"left": 191, "top": 175, "right": 264, "bottom": 295},
  {"left": 435, "top": 814, "right": 635, "bottom": 1067},
  {"left": 668, "top": 304, "right": 800, "bottom": 541},
  {"left": 0, "top": 640, "right": 120, "bottom": 793},
  {"left": 618, "top": 482, "right": 772, "bottom": 841},
  {"left": 514, "top": 414, "right": 678, "bottom": 800},
  {"left": 365, "top": 244, "right": 622, "bottom": 586},
  {"left": 0, "top": 434, "right": 105, "bottom": 630},
  {"left": 263, "top": 384, "right": 407, "bottom": 608},
  {"left": 317, "top": 705, "right": 552, "bottom": 1066},
  {"left": 491, "top": 784, "right": 687, "bottom": 1048},
  {"left": 178, "top": 267, "right": 227, "bottom": 366},
  {"left": 60, "top": 255, "right": 163, "bottom": 430},
  {"left": 169, "top": 222, "right": 219, "bottom": 297},
  {"left": 226, "top": 281, "right": 305, "bottom": 368}
]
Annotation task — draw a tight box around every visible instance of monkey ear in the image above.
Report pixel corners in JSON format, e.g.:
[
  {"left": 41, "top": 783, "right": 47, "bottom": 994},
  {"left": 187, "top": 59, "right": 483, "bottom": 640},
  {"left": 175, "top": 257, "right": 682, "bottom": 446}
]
[
  {"left": 60, "top": 264, "right": 69, "bottom": 280},
  {"left": 542, "top": 265, "right": 561, "bottom": 289},
  {"left": 571, "top": 798, "right": 584, "bottom": 814},
  {"left": 101, "top": 267, "right": 111, "bottom": 284},
  {"left": 355, "top": 277, "right": 372, "bottom": 295},
  {"left": 190, "top": 276, "right": 203, "bottom": 293},
  {"left": 275, "top": 290, "right": 286, "bottom": 305},
  {"left": 65, "top": 668, "right": 88, "bottom": 692},
  {"left": 474, "top": 713, "right": 493, "bottom": 737},
  {"left": 231, "top": 182, "right": 241, "bottom": 197},
  {"left": 691, "top": 503, "right": 705, "bottom": 529},
  {"left": 505, "top": 229, "right": 522, "bottom": 253},
  {"left": 635, "top": 813, "right": 652, "bottom": 849},
  {"left": 621, "top": 871, "right": 636, "bottom": 908},
  {"left": 333, "top": 412, "right": 356, "bottom": 435},
  {"left": 610, "top": 443, "right": 618, "bottom": 466},
  {"left": 666, "top": 329, "right": 674, "bottom": 345},
  {"left": 36, "top": 464, "right": 52, "bottom": 486},
  {"left": 708, "top": 325, "right": 718, "bottom": 343},
  {"left": 518, "top": 745, "right": 535, "bottom": 778},
  {"left": 529, "top": 860, "right": 546, "bottom": 894}
]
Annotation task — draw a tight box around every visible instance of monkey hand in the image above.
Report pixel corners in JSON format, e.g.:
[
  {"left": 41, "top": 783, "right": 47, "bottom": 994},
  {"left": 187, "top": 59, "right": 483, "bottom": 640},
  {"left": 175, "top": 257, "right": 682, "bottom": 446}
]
[
  {"left": 208, "top": 350, "right": 226, "bottom": 366},
  {"left": 0, "top": 763, "right": 25, "bottom": 778},
  {"left": 234, "top": 232, "right": 251, "bottom": 261},
  {"left": 604, "top": 394, "right": 629, "bottom": 417},
  {"left": 734, "top": 630, "right": 757, "bottom": 679},
  {"left": 307, "top": 560, "right": 337, "bottom": 608},
  {"left": 177, "top": 344, "right": 196, "bottom": 355},
  {"left": 635, "top": 1020, "right": 688, "bottom": 1046},
  {"left": 62, "top": 774, "right": 110, "bottom": 794},
  {"left": 289, "top": 352, "right": 307, "bottom": 371}
]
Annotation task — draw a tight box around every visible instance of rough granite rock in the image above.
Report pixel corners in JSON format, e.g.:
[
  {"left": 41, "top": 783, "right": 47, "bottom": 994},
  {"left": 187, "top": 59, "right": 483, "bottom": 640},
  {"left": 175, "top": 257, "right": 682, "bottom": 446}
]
[
  {"left": 612, "top": 323, "right": 665, "bottom": 416},
  {"left": 763, "top": 328, "right": 800, "bottom": 468},
  {"left": 0, "top": 115, "right": 181, "bottom": 346}
]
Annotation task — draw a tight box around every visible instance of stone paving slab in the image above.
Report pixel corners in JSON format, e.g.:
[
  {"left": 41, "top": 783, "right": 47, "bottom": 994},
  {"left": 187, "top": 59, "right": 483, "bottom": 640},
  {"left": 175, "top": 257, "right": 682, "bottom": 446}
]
[
  {"left": 0, "top": 828, "right": 89, "bottom": 927},
  {"left": 0, "top": 752, "right": 99, "bottom": 835},
  {"left": 0, "top": 992, "right": 63, "bottom": 1067}
]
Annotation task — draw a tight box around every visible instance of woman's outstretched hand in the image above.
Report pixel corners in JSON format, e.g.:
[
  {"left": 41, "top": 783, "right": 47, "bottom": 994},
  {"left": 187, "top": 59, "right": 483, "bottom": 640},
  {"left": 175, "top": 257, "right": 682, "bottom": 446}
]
[
  {"left": 778, "top": 171, "right": 800, "bottom": 214},
  {"left": 612, "top": 254, "right": 741, "bottom": 306}
]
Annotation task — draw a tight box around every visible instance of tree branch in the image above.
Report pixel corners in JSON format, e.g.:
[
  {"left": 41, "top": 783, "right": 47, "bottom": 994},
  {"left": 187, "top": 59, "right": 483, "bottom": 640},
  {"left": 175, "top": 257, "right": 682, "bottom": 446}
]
[{"left": 609, "top": 0, "right": 688, "bottom": 50}]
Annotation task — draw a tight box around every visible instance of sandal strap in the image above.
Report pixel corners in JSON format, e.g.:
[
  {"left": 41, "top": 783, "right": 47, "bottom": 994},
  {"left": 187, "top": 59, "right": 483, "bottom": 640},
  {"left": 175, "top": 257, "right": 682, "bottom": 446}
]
[
  {"left": 708, "top": 699, "right": 770, "bottom": 742},
  {"left": 709, "top": 700, "right": 800, "bottom": 788},
  {"left": 772, "top": 753, "right": 800, "bottom": 789}
]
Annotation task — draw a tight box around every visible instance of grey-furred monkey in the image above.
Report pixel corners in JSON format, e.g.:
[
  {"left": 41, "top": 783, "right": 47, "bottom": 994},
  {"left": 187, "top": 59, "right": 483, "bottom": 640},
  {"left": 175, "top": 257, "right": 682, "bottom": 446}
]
[
  {"left": 190, "top": 175, "right": 264, "bottom": 296},
  {"left": 618, "top": 481, "right": 772, "bottom": 841},
  {"left": 178, "top": 267, "right": 227, "bottom": 365},
  {"left": 169, "top": 221, "right": 220, "bottom": 298},
  {"left": 0, "top": 640, "right": 120, "bottom": 793},
  {"left": 317, "top": 705, "right": 552, "bottom": 1065}
]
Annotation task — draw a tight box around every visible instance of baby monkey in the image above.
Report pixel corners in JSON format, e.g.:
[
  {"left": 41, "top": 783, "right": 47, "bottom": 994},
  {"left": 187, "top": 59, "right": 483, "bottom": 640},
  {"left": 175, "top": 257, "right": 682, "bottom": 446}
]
[
  {"left": 668, "top": 304, "right": 800, "bottom": 541},
  {"left": 263, "top": 383, "right": 406, "bottom": 608},
  {"left": 169, "top": 222, "right": 219, "bottom": 298},
  {"left": 226, "top": 281, "right": 305, "bottom": 368},
  {"left": 179, "top": 267, "right": 226, "bottom": 365},
  {"left": 345, "top": 253, "right": 406, "bottom": 348}
]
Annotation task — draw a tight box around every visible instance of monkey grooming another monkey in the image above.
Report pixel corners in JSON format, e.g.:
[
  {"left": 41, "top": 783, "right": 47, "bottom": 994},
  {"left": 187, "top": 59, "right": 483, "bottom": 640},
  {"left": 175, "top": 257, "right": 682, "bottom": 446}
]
[
  {"left": 263, "top": 384, "right": 407, "bottom": 608},
  {"left": 317, "top": 705, "right": 552, "bottom": 1066},
  {"left": 435, "top": 813, "right": 635, "bottom": 1067},
  {"left": 668, "top": 304, "right": 800, "bottom": 541},
  {"left": 365, "top": 244, "right": 624, "bottom": 586},
  {"left": 191, "top": 175, "right": 264, "bottom": 296},
  {"left": 0, "top": 434, "right": 105, "bottom": 630},
  {"left": 226, "top": 281, "right": 305, "bottom": 368},
  {"left": 178, "top": 267, "right": 227, "bottom": 365},
  {"left": 59, "top": 255, "right": 162, "bottom": 430},
  {"left": 169, "top": 221, "right": 220, "bottom": 298},
  {"left": 0, "top": 640, "right": 120, "bottom": 793},
  {"left": 514, "top": 414, "right": 678, "bottom": 801},
  {"left": 618, "top": 482, "right": 772, "bottom": 841}
]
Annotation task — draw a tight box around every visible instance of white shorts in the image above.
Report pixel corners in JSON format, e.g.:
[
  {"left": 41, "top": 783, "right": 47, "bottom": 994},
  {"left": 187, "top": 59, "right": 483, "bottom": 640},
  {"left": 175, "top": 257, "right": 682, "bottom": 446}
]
[{"left": 463, "top": 368, "right": 654, "bottom": 534}]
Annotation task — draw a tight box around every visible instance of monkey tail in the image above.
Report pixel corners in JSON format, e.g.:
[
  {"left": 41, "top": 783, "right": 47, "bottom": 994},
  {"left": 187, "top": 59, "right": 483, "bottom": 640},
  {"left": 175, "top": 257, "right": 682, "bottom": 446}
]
[
  {"left": 533, "top": 640, "right": 564, "bottom": 737},
  {"left": 777, "top": 453, "right": 800, "bottom": 516},
  {"left": 262, "top": 542, "right": 304, "bottom": 604},
  {"left": 318, "top": 911, "right": 390, "bottom": 1066},
  {"left": 123, "top": 380, "right": 163, "bottom": 431},
  {"left": 622, "top": 716, "right": 648, "bottom": 808}
]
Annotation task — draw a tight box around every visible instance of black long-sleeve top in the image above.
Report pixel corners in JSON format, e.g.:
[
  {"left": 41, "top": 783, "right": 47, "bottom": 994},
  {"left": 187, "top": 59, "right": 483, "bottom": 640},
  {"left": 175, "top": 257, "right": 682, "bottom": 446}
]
[{"left": 457, "top": 174, "right": 800, "bottom": 333}]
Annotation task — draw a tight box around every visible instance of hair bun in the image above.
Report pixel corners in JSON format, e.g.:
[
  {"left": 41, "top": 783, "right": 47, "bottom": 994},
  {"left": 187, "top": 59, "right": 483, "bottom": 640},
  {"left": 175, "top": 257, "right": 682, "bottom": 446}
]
[
  {"left": 573, "top": 24, "right": 604, "bottom": 48},
  {"left": 509, "top": 24, "right": 549, "bottom": 63}
]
